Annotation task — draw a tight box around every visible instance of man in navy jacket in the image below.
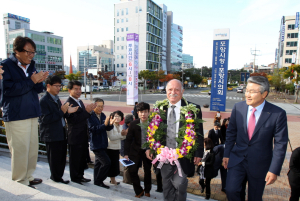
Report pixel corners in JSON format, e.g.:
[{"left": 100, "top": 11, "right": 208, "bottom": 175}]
[
  {"left": 88, "top": 98, "right": 115, "bottom": 189},
  {"left": 1, "top": 36, "right": 48, "bottom": 188},
  {"left": 39, "top": 75, "right": 78, "bottom": 184},
  {"left": 223, "top": 76, "right": 288, "bottom": 201}
]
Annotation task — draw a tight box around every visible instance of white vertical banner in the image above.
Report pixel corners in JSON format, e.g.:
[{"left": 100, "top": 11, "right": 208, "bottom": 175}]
[{"left": 126, "top": 33, "right": 139, "bottom": 105}]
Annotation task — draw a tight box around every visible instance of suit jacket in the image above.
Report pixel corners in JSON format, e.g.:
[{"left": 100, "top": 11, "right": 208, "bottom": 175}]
[
  {"left": 224, "top": 101, "right": 288, "bottom": 178},
  {"left": 124, "top": 119, "right": 142, "bottom": 157},
  {"left": 39, "top": 92, "right": 67, "bottom": 142},
  {"left": 208, "top": 128, "right": 224, "bottom": 146},
  {"left": 64, "top": 97, "right": 91, "bottom": 145},
  {"left": 198, "top": 150, "right": 215, "bottom": 179},
  {"left": 213, "top": 144, "right": 225, "bottom": 177},
  {"left": 162, "top": 99, "right": 204, "bottom": 177},
  {"left": 288, "top": 147, "right": 300, "bottom": 189}
]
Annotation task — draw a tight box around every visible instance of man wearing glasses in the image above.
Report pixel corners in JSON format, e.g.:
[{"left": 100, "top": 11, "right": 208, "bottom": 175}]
[
  {"left": 39, "top": 75, "right": 79, "bottom": 184},
  {"left": 0, "top": 36, "right": 49, "bottom": 188}
]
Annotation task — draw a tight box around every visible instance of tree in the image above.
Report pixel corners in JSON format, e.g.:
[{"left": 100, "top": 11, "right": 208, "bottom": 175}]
[
  {"left": 53, "top": 70, "right": 66, "bottom": 79},
  {"left": 64, "top": 71, "right": 82, "bottom": 81},
  {"left": 160, "top": 73, "right": 180, "bottom": 82},
  {"left": 138, "top": 70, "right": 156, "bottom": 92},
  {"left": 250, "top": 72, "right": 268, "bottom": 78},
  {"left": 97, "top": 71, "right": 119, "bottom": 86}
]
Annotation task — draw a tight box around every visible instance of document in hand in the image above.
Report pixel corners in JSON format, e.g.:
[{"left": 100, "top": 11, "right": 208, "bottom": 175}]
[{"left": 119, "top": 158, "right": 135, "bottom": 167}]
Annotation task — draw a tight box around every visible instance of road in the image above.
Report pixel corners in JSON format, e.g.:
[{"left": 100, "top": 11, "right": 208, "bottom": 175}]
[{"left": 49, "top": 88, "right": 245, "bottom": 110}]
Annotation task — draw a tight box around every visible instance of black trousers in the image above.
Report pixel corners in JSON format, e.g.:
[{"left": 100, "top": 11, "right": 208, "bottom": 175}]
[
  {"left": 154, "top": 166, "right": 163, "bottom": 190},
  {"left": 93, "top": 149, "right": 111, "bottom": 185},
  {"left": 69, "top": 143, "right": 87, "bottom": 182},
  {"left": 129, "top": 149, "right": 152, "bottom": 195},
  {"left": 200, "top": 178, "right": 212, "bottom": 196},
  {"left": 46, "top": 140, "right": 67, "bottom": 181},
  {"left": 86, "top": 143, "right": 91, "bottom": 163}
]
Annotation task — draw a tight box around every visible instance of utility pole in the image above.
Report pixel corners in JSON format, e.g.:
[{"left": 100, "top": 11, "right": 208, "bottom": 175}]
[{"left": 251, "top": 47, "right": 260, "bottom": 72}]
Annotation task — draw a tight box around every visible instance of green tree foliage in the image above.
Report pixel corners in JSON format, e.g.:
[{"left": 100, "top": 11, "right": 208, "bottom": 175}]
[{"left": 64, "top": 71, "right": 82, "bottom": 81}]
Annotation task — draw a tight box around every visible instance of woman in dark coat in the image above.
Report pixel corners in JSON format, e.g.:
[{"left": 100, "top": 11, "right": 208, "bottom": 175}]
[
  {"left": 288, "top": 146, "right": 300, "bottom": 201},
  {"left": 198, "top": 138, "right": 215, "bottom": 200},
  {"left": 220, "top": 117, "right": 230, "bottom": 143}
]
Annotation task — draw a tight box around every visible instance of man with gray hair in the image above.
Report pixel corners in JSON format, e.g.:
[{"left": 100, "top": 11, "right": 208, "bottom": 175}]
[
  {"left": 146, "top": 79, "right": 204, "bottom": 201},
  {"left": 223, "top": 76, "right": 288, "bottom": 201}
]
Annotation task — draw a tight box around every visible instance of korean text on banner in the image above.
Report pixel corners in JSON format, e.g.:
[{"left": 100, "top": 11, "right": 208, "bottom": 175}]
[
  {"left": 210, "top": 29, "right": 230, "bottom": 112},
  {"left": 126, "top": 33, "right": 139, "bottom": 105},
  {"left": 295, "top": 12, "right": 299, "bottom": 29}
]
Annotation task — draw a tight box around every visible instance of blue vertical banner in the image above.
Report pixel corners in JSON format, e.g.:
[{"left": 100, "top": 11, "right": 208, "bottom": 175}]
[
  {"left": 210, "top": 29, "right": 230, "bottom": 112},
  {"left": 295, "top": 12, "right": 299, "bottom": 29}
]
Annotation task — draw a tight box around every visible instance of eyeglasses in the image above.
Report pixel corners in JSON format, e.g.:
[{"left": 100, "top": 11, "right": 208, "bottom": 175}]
[
  {"left": 245, "top": 90, "right": 260, "bottom": 94},
  {"left": 114, "top": 115, "right": 121, "bottom": 118},
  {"left": 52, "top": 84, "right": 62, "bottom": 88},
  {"left": 23, "top": 50, "right": 37, "bottom": 56}
]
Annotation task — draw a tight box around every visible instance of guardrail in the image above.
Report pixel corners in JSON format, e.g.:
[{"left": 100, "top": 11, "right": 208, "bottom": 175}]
[{"left": 0, "top": 118, "right": 47, "bottom": 154}]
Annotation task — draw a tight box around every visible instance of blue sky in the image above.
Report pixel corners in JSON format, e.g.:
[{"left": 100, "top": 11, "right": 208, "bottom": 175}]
[{"left": 1, "top": 0, "right": 300, "bottom": 70}]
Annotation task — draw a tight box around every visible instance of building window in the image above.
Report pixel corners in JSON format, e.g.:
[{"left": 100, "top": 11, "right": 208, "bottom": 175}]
[
  {"left": 286, "top": 50, "right": 297, "bottom": 55},
  {"left": 117, "top": 28, "right": 119, "bottom": 32},
  {"left": 122, "top": 37, "right": 124, "bottom": 41},
  {"left": 121, "top": 46, "right": 124, "bottom": 50},
  {"left": 117, "top": 46, "right": 119, "bottom": 50},
  {"left": 139, "top": 6, "right": 142, "bottom": 12},
  {"left": 121, "top": 55, "right": 124, "bottom": 59},
  {"left": 121, "top": 28, "right": 124, "bottom": 32},
  {"left": 287, "top": 33, "right": 298, "bottom": 38},
  {"left": 136, "top": 6, "right": 138, "bottom": 13},
  {"left": 121, "top": 63, "right": 124, "bottom": 67},
  {"left": 15, "top": 21, "right": 21, "bottom": 29},
  {"left": 117, "top": 37, "right": 119, "bottom": 41},
  {"left": 121, "top": 19, "right": 124, "bottom": 23},
  {"left": 286, "top": 41, "right": 297, "bottom": 47},
  {"left": 47, "top": 37, "right": 62, "bottom": 45},
  {"left": 285, "top": 58, "right": 292, "bottom": 63},
  {"left": 126, "top": 27, "right": 128, "bottom": 31},
  {"left": 117, "top": 55, "right": 119, "bottom": 59},
  {"left": 27, "top": 33, "right": 45, "bottom": 42},
  {"left": 117, "top": 10, "right": 119, "bottom": 16},
  {"left": 117, "top": 64, "right": 119, "bottom": 67},
  {"left": 288, "top": 24, "right": 295, "bottom": 30},
  {"left": 117, "top": 19, "right": 119, "bottom": 23},
  {"left": 122, "top": 9, "right": 124, "bottom": 15},
  {"left": 126, "top": 18, "right": 128, "bottom": 22},
  {"left": 126, "top": 8, "right": 128, "bottom": 15}
]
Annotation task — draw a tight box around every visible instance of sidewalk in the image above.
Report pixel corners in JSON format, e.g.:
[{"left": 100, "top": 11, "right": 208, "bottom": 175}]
[{"left": 61, "top": 98, "right": 299, "bottom": 201}]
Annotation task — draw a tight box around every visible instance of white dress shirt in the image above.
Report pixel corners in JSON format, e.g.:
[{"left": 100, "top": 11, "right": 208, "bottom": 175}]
[
  {"left": 70, "top": 96, "right": 82, "bottom": 108},
  {"left": 167, "top": 100, "right": 181, "bottom": 138},
  {"left": 247, "top": 100, "right": 265, "bottom": 129},
  {"left": 17, "top": 62, "right": 30, "bottom": 77}
]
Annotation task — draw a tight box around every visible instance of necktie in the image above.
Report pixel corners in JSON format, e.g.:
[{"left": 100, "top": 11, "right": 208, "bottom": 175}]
[
  {"left": 167, "top": 105, "right": 176, "bottom": 149},
  {"left": 247, "top": 108, "right": 256, "bottom": 140}
]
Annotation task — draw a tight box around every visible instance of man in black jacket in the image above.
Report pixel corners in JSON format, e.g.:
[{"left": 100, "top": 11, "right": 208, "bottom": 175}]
[
  {"left": 124, "top": 102, "right": 152, "bottom": 198},
  {"left": 208, "top": 122, "right": 224, "bottom": 146},
  {"left": 88, "top": 98, "right": 115, "bottom": 189},
  {"left": 1, "top": 36, "right": 48, "bottom": 188},
  {"left": 65, "top": 81, "right": 96, "bottom": 185},
  {"left": 288, "top": 147, "right": 300, "bottom": 201},
  {"left": 39, "top": 75, "right": 78, "bottom": 184}
]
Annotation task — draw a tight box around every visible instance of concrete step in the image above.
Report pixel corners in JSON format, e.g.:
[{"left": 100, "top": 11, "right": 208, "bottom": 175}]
[{"left": 0, "top": 155, "right": 213, "bottom": 200}]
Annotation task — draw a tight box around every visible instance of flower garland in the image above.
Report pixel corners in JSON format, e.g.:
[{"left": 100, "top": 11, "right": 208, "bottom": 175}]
[{"left": 143, "top": 97, "right": 204, "bottom": 160}]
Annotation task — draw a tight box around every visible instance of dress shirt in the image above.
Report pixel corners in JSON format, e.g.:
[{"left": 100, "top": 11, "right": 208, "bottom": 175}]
[
  {"left": 167, "top": 99, "right": 181, "bottom": 138},
  {"left": 247, "top": 100, "right": 265, "bottom": 129},
  {"left": 70, "top": 96, "right": 82, "bottom": 108},
  {"left": 49, "top": 93, "right": 66, "bottom": 127},
  {"left": 17, "top": 61, "right": 30, "bottom": 77}
]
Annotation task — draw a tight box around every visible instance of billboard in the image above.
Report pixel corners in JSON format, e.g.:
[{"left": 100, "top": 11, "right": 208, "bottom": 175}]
[
  {"left": 240, "top": 72, "right": 250, "bottom": 82},
  {"left": 126, "top": 33, "right": 139, "bottom": 105},
  {"left": 210, "top": 29, "right": 230, "bottom": 112},
  {"left": 281, "top": 16, "right": 285, "bottom": 42},
  {"left": 295, "top": 12, "right": 299, "bottom": 29}
]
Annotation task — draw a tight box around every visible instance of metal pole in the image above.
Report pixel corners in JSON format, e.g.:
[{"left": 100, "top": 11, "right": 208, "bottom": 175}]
[{"left": 85, "top": 46, "right": 89, "bottom": 99}]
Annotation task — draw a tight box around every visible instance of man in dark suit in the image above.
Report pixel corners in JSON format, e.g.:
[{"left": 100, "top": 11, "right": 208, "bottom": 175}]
[
  {"left": 288, "top": 146, "right": 300, "bottom": 201},
  {"left": 208, "top": 121, "right": 224, "bottom": 146},
  {"left": 39, "top": 75, "right": 79, "bottom": 184},
  {"left": 124, "top": 102, "right": 152, "bottom": 198},
  {"left": 65, "top": 81, "right": 96, "bottom": 185},
  {"left": 223, "top": 76, "right": 288, "bottom": 201},
  {"left": 146, "top": 79, "right": 204, "bottom": 201}
]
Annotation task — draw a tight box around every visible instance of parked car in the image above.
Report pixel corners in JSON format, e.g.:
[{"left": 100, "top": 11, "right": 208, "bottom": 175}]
[
  {"left": 208, "top": 91, "right": 211, "bottom": 95},
  {"left": 121, "top": 85, "right": 127, "bottom": 91},
  {"left": 227, "top": 86, "right": 233, "bottom": 91},
  {"left": 237, "top": 88, "right": 243, "bottom": 93},
  {"left": 93, "top": 86, "right": 99, "bottom": 91},
  {"left": 161, "top": 88, "right": 166, "bottom": 94}
]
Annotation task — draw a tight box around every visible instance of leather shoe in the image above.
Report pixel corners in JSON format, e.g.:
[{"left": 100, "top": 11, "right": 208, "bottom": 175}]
[
  {"left": 144, "top": 193, "right": 150, "bottom": 197},
  {"left": 28, "top": 185, "right": 36, "bottom": 189},
  {"left": 29, "top": 178, "right": 42, "bottom": 185},
  {"left": 135, "top": 190, "right": 144, "bottom": 198},
  {"left": 58, "top": 179, "right": 70, "bottom": 184},
  {"left": 155, "top": 189, "right": 163, "bottom": 193},
  {"left": 110, "top": 181, "right": 120, "bottom": 185},
  {"left": 95, "top": 183, "right": 110, "bottom": 189},
  {"left": 221, "top": 189, "right": 226, "bottom": 193},
  {"left": 72, "top": 180, "right": 83, "bottom": 185},
  {"left": 205, "top": 194, "right": 210, "bottom": 200},
  {"left": 81, "top": 178, "right": 91, "bottom": 182}
]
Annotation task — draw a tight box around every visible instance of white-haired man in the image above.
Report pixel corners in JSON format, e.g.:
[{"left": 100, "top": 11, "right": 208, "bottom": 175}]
[{"left": 146, "top": 79, "right": 204, "bottom": 201}]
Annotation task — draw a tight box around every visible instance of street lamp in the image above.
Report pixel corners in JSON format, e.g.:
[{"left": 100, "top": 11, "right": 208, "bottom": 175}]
[{"left": 84, "top": 47, "right": 93, "bottom": 99}]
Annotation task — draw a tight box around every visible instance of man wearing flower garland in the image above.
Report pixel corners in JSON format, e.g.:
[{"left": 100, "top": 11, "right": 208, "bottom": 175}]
[{"left": 146, "top": 79, "right": 204, "bottom": 201}]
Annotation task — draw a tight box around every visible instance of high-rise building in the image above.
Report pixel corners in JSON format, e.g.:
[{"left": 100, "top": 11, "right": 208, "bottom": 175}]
[
  {"left": 3, "top": 13, "right": 64, "bottom": 73},
  {"left": 182, "top": 53, "right": 193, "bottom": 68},
  {"left": 77, "top": 41, "right": 114, "bottom": 85},
  {"left": 114, "top": 0, "right": 163, "bottom": 82},
  {"left": 276, "top": 15, "right": 300, "bottom": 68},
  {"left": 166, "top": 11, "right": 183, "bottom": 73}
]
